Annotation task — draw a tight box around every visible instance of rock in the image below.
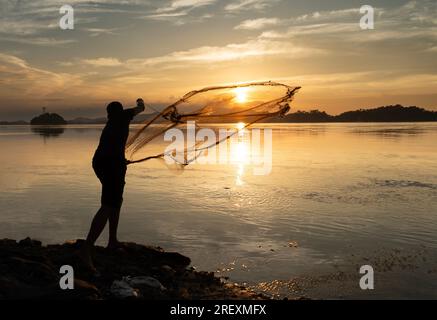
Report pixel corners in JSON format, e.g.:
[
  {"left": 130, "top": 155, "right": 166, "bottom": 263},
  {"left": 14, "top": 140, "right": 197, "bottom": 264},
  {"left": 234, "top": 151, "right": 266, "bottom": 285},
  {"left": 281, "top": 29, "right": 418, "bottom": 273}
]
[
  {"left": 0, "top": 239, "right": 17, "bottom": 246},
  {"left": 121, "top": 276, "right": 167, "bottom": 299},
  {"left": 0, "top": 276, "right": 44, "bottom": 299},
  {"left": 7, "top": 256, "right": 56, "bottom": 283},
  {"left": 73, "top": 279, "right": 101, "bottom": 299},
  {"left": 110, "top": 280, "right": 139, "bottom": 299},
  {"left": 160, "top": 265, "right": 176, "bottom": 278},
  {"left": 162, "top": 265, "right": 175, "bottom": 272},
  {"left": 124, "top": 276, "right": 166, "bottom": 291},
  {"left": 19, "top": 237, "right": 42, "bottom": 247},
  {"left": 44, "top": 279, "right": 101, "bottom": 300},
  {"left": 178, "top": 288, "right": 190, "bottom": 299},
  {"left": 0, "top": 238, "right": 266, "bottom": 300}
]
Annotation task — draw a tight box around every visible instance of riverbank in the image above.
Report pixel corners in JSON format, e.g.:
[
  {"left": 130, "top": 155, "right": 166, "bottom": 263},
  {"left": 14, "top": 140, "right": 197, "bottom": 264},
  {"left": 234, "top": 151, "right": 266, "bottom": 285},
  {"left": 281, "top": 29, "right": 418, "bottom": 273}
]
[{"left": 0, "top": 238, "right": 266, "bottom": 300}]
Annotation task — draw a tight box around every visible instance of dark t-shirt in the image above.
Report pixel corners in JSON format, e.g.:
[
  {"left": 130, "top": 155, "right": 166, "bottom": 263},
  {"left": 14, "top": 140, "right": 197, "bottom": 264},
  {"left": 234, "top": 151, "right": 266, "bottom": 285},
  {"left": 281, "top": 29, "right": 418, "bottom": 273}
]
[{"left": 93, "top": 108, "right": 136, "bottom": 161}]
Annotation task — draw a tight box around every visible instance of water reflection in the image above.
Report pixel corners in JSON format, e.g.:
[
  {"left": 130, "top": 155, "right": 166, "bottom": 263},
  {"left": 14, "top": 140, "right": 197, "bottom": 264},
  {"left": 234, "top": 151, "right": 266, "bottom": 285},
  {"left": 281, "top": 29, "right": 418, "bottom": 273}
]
[
  {"left": 31, "top": 126, "right": 65, "bottom": 138},
  {"left": 351, "top": 127, "right": 425, "bottom": 137},
  {"left": 230, "top": 123, "right": 250, "bottom": 185}
]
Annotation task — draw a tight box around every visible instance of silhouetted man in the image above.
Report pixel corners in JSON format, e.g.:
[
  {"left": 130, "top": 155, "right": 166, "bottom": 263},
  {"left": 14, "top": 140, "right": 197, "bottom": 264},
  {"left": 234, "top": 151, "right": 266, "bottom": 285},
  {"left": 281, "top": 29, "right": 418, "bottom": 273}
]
[{"left": 81, "top": 99, "right": 145, "bottom": 271}]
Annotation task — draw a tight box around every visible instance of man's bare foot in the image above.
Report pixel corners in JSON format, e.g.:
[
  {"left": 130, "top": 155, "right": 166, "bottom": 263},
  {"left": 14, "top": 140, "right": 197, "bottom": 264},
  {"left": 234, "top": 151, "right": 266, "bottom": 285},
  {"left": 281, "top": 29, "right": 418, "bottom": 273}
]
[
  {"left": 79, "top": 244, "right": 98, "bottom": 274},
  {"left": 106, "top": 240, "right": 124, "bottom": 250},
  {"left": 106, "top": 240, "right": 125, "bottom": 250}
]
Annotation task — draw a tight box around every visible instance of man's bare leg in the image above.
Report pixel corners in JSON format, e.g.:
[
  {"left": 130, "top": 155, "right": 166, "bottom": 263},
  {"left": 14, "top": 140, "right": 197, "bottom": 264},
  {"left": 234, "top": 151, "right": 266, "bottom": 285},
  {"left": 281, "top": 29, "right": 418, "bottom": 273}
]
[
  {"left": 81, "top": 205, "right": 114, "bottom": 270},
  {"left": 107, "top": 206, "right": 122, "bottom": 249}
]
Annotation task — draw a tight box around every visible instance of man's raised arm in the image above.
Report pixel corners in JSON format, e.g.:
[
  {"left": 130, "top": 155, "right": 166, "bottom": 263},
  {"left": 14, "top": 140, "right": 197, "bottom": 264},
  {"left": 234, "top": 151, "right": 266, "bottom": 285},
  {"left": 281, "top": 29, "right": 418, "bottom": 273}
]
[
  {"left": 124, "top": 98, "right": 146, "bottom": 119},
  {"left": 132, "top": 98, "right": 145, "bottom": 116}
]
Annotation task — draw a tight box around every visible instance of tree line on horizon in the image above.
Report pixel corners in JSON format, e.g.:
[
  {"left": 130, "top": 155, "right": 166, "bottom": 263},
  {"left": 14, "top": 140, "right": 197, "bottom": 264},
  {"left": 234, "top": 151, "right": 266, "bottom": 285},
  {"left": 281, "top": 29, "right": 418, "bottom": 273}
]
[
  {"left": 1, "top": 104, "right": 437, "bottom": 125},
  {"left": 267, "top": 105, "right": 437, "bottom": 123}
]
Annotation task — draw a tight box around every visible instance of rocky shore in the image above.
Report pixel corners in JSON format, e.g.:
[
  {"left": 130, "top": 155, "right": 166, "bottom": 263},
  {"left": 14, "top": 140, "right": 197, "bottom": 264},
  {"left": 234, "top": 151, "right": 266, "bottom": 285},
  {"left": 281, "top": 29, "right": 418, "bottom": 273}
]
[{"left": 0, "top": 238, "right": 265, "bottom": 300}]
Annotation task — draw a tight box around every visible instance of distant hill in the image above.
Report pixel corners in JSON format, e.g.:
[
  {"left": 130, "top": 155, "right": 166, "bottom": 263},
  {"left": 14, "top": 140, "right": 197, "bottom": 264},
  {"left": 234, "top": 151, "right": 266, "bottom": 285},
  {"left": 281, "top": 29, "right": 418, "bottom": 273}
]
[
  {"left": 67, "top": 112, "right": 158, "bottom": 124},
  {"left": 269, "top": 105, "right": 437, "bottom": 123},
  {"left": 67, "top": 117, "right": 107, "bottom": 124},
  {"left": 30, "top": 113, "right": 67, "bottom": 125},
  {"left": 335, "top": 105, "right": 437, "bottom": 122},
  {"left": 269, "top": 110, "right": 333, "bottom": 123},
  {"left": 0, "top": 120, "right": 28, "bottom": 125}
]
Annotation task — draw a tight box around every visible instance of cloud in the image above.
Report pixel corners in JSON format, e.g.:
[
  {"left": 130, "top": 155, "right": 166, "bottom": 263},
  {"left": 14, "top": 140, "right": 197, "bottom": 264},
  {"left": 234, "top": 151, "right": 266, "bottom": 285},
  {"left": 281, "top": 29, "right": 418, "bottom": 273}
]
[
  {"left": 0, "top": 52, "right": 142, "bottom": 113},
  {"left": 85, "top": 27, "right": 120, "bottom": 37},
  {"left": 126, "top": 38, "right": 323, "bottom": 67},
  {"left": 0, "top": 36, "right": 77, "bottom": 46},
  {"left": 146, "top": 11, "right": 190, "bottom": 19},
  {"left": 258, "top": 1, "right": 437, "bottom": 47},
  {"left": 111, "top": 75, "right": 154, "bottom": 84},
  {"left": 0, "top": 54, "right": 28, "bottom": 69},
  {"left": 0, "top": 53, "right": 77, "bottom": 98},
  {"left": 144, "top": 0, "right": 216, "bottom": 24},
  {"left": 235, "top": 18, "right": 281, "bottom": 30},
  {"left": 58, "top": 34, "right": 325, "bottom": 72},
  {"left": 0, "top": 0, "right": 151, "bottom": 45},
  {"left": 156, "top": 0, "right": 216, "bottom": 13},
  {"left": 225, "top": 0, "right": 279, "bottom": 12},
  {"left": 144, "top": 11, "right": 213, "bottom": 25},
  {"left": 81, "top": 58, "right": 123, "bottom": 67},
  {"left": 294, "top": 8, "right": 362, "bottom": 23}
]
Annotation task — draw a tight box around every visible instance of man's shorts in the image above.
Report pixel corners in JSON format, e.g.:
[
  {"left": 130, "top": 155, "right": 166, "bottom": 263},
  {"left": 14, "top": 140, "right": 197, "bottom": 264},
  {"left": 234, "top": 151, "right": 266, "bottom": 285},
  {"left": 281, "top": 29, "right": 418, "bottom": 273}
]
[{"left": 92, "top": 157, "right": 127, "bottom": 209}]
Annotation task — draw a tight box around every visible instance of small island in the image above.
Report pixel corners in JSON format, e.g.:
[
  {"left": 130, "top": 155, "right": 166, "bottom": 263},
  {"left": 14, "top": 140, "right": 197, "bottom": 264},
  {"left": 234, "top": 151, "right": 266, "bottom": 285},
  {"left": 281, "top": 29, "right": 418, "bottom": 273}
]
[{"left": 30, "top": 108, "right": 67, "bottom": 125}]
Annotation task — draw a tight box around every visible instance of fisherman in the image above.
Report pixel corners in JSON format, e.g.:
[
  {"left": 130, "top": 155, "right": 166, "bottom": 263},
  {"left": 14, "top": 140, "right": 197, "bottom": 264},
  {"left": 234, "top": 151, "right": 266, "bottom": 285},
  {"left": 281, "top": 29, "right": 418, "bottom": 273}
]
[{"left": 81, "top": 98, "right": 145, "bottom": 271}]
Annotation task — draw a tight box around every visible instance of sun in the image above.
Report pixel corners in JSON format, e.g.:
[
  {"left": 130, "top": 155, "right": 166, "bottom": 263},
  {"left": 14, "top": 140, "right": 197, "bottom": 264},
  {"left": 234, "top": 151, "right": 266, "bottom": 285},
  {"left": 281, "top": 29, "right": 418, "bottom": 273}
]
[{"left": 233, "top": 87, "right": 249, "bottom": 103}]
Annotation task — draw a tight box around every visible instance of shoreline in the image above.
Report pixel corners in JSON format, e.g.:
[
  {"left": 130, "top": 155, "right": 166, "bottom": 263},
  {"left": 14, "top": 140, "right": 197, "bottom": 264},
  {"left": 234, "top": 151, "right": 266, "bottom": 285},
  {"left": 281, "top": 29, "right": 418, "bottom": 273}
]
[
  {"left": 2, "top": 121, "right": 437, "bottom": 126},
  {"left": 2, "top": 105, "right": 437, "bottom": 125},
  {"left": 0, "top": 237, "right": 267, "bottom": 300}
]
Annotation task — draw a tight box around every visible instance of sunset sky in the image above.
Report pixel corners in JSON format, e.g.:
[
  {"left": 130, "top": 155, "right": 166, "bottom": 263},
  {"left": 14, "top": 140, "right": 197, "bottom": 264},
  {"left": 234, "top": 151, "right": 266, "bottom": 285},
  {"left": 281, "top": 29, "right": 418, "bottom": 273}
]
[{"left": 0, "top": 0, "right": 436, "bottom": 120}]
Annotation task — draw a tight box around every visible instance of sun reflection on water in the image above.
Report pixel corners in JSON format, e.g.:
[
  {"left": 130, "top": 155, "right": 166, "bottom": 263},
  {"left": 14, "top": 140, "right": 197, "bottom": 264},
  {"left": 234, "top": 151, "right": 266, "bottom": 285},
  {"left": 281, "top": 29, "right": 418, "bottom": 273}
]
[{"left": 231, "top": 122, "right": 250, "bottom": 185}]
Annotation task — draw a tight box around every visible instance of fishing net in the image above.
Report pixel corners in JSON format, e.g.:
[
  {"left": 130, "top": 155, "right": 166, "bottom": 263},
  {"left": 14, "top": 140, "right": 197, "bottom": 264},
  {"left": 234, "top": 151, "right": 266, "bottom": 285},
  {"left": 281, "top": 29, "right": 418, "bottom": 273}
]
[{"left": 126, "top": 81, "right": 301, "bottom": 166}]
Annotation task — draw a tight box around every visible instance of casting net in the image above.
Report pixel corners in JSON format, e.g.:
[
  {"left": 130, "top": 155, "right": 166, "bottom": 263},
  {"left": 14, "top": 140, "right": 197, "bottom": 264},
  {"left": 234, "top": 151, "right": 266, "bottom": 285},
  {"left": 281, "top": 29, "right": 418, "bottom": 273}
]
[{"left": 126, "top": 81, "right": 301, "bottom": 166}]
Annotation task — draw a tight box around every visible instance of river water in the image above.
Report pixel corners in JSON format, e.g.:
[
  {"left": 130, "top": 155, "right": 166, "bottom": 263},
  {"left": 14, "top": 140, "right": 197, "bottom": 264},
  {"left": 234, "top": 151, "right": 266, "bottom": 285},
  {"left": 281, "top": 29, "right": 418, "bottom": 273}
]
[{"left": 1, "top": 123, "right": 436, "bottom": 299}]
